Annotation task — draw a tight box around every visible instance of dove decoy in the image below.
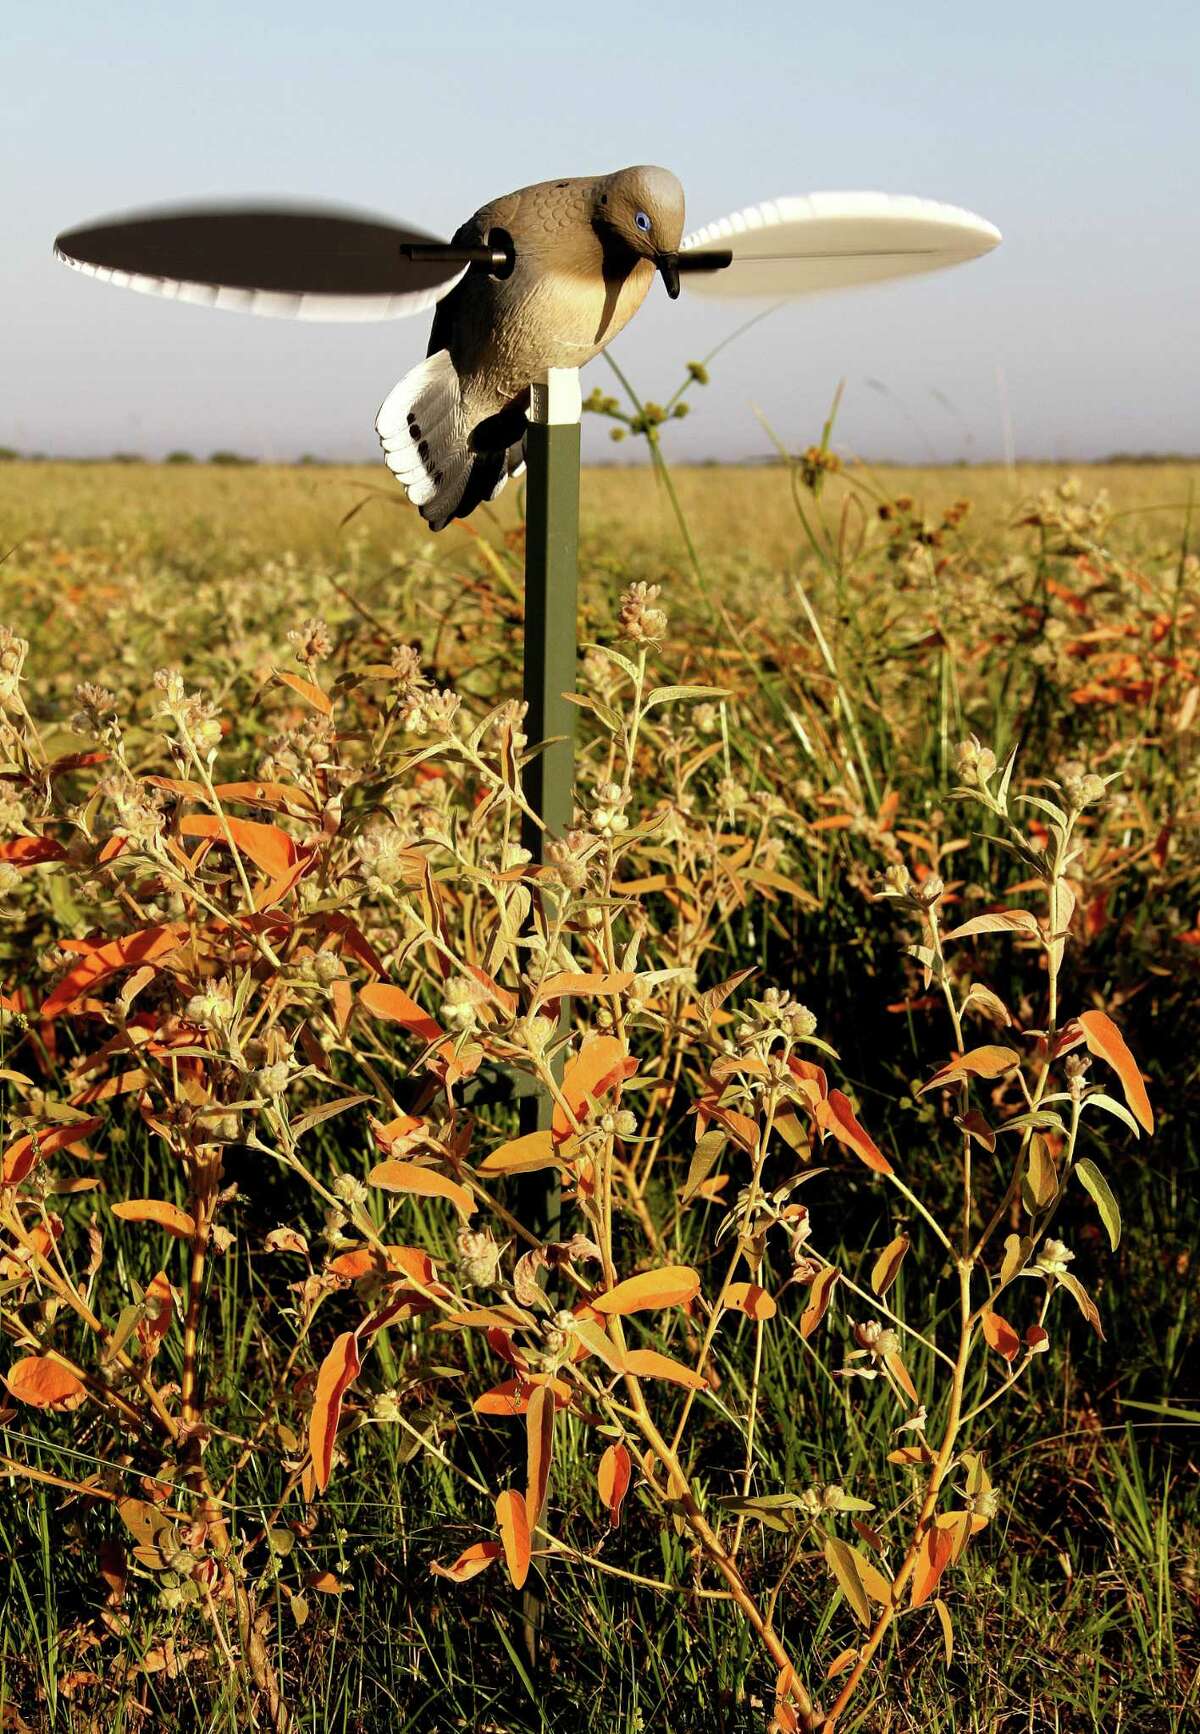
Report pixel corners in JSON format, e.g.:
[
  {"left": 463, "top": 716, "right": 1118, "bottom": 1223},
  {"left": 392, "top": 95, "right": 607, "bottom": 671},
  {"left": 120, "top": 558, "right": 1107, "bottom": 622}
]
[
  {"left": 53, "top": 179, "right": 1001, "bottom": 531},
  {"left": 374, "top": 165, "right": 685, "bottom": 531}
]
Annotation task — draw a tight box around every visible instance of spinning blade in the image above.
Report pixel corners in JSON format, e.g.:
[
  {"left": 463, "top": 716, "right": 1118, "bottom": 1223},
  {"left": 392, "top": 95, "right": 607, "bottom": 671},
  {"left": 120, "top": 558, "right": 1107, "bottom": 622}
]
[
  {"left": 680, "top": 192, "right": 1001, "bottom": 300},
  {"left": 53, "top": 202, "right": 471, "bottom": 322}
]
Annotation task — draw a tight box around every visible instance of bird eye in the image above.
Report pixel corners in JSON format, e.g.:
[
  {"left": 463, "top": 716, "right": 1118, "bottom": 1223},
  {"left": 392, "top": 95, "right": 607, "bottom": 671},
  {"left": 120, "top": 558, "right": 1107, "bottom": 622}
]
[{"left": 634, "top": 210, "right": 652, "bottom": 233}]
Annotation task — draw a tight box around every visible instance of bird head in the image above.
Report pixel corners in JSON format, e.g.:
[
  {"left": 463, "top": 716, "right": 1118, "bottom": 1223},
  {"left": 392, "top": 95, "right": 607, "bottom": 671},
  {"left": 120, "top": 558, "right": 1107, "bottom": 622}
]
[{"left": 594, "top": 166, "right": 685, "bottom": 298}]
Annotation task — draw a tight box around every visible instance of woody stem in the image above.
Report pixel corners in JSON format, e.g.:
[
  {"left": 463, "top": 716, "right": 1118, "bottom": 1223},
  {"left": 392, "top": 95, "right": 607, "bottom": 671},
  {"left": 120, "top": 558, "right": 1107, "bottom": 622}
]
[{"left": 823, "top": 1261, "right": 974, "bottom": 1728}]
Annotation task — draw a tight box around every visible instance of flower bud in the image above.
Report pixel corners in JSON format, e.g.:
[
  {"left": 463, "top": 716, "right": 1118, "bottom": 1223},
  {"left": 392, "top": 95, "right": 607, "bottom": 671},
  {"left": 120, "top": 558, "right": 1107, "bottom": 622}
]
[{"left": 456, "top": 1226, "right": 501, "bottom": 1288}]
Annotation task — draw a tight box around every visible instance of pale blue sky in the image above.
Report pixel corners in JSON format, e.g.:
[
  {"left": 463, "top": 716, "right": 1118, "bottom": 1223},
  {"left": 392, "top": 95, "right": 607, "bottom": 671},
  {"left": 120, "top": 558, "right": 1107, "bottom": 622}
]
[{"left": 3, "top": 0, "right": 1197, "bottom": 463}]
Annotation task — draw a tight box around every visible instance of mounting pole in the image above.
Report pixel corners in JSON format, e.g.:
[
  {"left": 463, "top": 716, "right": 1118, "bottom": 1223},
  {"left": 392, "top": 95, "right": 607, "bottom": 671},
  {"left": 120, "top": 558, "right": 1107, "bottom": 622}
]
[{"left": 517, "top": 367, "right": 582, "bottom": 1243}]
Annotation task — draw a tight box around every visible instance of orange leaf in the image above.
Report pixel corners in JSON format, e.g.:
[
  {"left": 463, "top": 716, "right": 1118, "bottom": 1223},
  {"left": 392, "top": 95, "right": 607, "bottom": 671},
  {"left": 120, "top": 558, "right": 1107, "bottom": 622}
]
[
  {"left": 111, "top": 1200, "right": 196, "bottom": 1238},
  {"left": 178, "top": 814, "right": 298, "bottom": 879},
  {"left": 800, "top": 1267, "right": 840, "bottom": 1339},
  {"left": 442, "top": 1304, "right": 531, "bottom": 1331},
  {"left": 919, "top": 1046, "right": 1021, "bottom": 1092},
  {"left": 429, "top": 1540, "right": 502, "bottom": 1583},
  {"left": 870, "top": 1235, "right": 910, "bottom": 1297},
  {"left": 495, "top": 1489, "right": 531, "bottom": 1589},
  {"left": 367, "top": 1159, "right": 473, "bottom": 1220},
  {"left": 308, "top": 1332, "right": 361, "bottom": 1493},
  {"left": 593, "top": 1265, "right": 701, "bottom": 1316},
  {"left": 825, "top": 1648, "right": 859, "bottom": 1681},
  {"left": 623, "top": 1348, "right": 706, "bottom": 1389},
  {"left": 474, "top": 1378, "right": 524, "bottom": 1415},
  {"left": 357, "top": 983, "right": 443, "bottom": 1045},
  {"left": 553, "top": 1034, "right": 637, "bottom": 1141},
  {"left": 321, "top": 913, "right": 387, "bottom": 977},
  {"left": 5, "top": 1355, "right": 86, "bottom": 1410},
  {"left": 213, "top": 778, "right": 318, "bottom": 813},
  {"left": 980, "top": 1309, "right": 1020, "bottom": 1363},
  {"left": 1077, "top": 1010, "right": 1153, "bottom": 1134},
  {"left": 885, "top": 1348, "right": 920, "bottom": 1403},
  {"left": 275, "top": 669, "right": 332, "bottom": 715},
  {"left": 911, "top": 1524, "right": 954, "bottom": 1607},
  {"left": 535, "top": 970, "right": 633, "bottom": 1003},
  {"left": 788, "top": 1055, "right": 829, "bottom": 1101},
  {"left": 41, "top": 925, "right": 186, "bottom": 1019},
  {"left": 326, "top": 1244, "right": 438, "bottom": 1285},
  {"left": 136, "top": 1271, "right": 176, "bottom": 1360},
  {"left": 704, "top": 1102, "right": 759, "bottom": 1153},
  {"left": 254, "top": 845, "right": 318, "bottom": 911},
  {"left": 1, "top": 1214, "right": 62, "bottom": 1276},
  {"left": 473, "top": 1377, "right": 571, "bottom": 1417},
  {"left": 723, "top": 1281, "right": 777, "bottom": 1320},
  {"left": 820, "top": 1090, "right": 893, "bottom": 1175},
  {"left": 149, "top": 774, "right": 317, "bottom": 813},
  {"left": 0, "top": 836, "right": 67, "bottom": 867},
  {"left": 371, "top": 1113, "right": 425, "bottom": 1150},
  {"left": 331, "top": 975, "right": 353, "bottom": 1035},
  {"left": 2, "top": 1115, "right": 104, "bottom": 1185},
  {"left": 597, "top": 1441, "right": 632, "bottom": 1529},
  {"left": 525, "top": 1384, "right": 555, "bottom": 1529},
  {"left": 477, "top": 1131, "right": 559, "bottom": 1175}
]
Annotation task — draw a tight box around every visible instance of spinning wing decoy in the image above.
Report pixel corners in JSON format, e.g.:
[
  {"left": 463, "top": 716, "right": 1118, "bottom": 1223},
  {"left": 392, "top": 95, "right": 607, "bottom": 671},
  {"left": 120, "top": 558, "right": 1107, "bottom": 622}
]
[{"left": 54, "top": 170, "right": 1001, "bottom": 530}]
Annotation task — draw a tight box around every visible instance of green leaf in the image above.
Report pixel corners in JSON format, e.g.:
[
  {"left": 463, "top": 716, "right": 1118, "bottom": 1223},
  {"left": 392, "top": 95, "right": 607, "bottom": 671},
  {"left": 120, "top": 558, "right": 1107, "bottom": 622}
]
[
  {"left": 289, "top": 1092, "right": 374, "bottom": 1139},
  {"left": 1022, "top": 1135, "right": 1058, "bottom": 1212},
  {"left": 1000, "top": 1232, "right": 1031, "bottom": 1285},
  {"left": 1017, "top": 793, "right": 1069, "bottom": 827},
  {"left": 824, "top": 1535, "right": 872, "bottom": 1628},
  {"left": 824, "top": 1489, "right": 875, "bottom": 1513},
  {"left": 996, "top": 744, "right": 1019, "bottom": 811},
  {"left": 1073, "top": 1157, "right": 1121, "bottom": 1250},
  {"left": 644, "top": 684, "right": 731, "bottom": 708},
  {"left": 571, "top": 1317, "right": 627, "bottom": 1375},
  {"left": 104, "top": 1302, "right": 145, "bottom": 1364},
  {"left": 1082, "top": 1091, "right": 1142, "bottom": 1140},
  {"left": 999, "top": 1110, "right": 1067, "bottom": 1136},
  {"left": 681, "top": 1130, "right": 726, "bottom": 1205},
  {"left": 934, "top": 1596, "right": 955, "bottom": 1666},
  {"left": 1120, "top": 1399, "right": 1200, "bottom": 1425},
  {"left": 1056, "top": 1269, "right": 1104, "bottom": 1338},
  {"left": 714, "top": 1494, "right": 798, "bottom": 1533},
  {"left": 581, "top": 643, "right": 639, "bottom": 682},
  {"left": 562, "top": 691, "right": 624, "bottom": 732}
]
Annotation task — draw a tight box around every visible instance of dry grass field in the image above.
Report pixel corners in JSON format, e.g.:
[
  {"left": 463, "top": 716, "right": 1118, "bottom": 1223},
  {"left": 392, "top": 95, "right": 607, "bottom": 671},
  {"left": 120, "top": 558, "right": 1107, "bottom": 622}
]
[{"left": 0, "top": 436, "right": 1196, "bottom": 1733}]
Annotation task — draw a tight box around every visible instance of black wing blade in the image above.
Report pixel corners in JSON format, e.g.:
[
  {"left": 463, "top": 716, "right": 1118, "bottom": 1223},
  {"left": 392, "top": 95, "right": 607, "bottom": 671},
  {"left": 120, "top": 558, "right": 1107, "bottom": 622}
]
[{"left": 53, "top": 203, "right": 468, "bottom": 322}]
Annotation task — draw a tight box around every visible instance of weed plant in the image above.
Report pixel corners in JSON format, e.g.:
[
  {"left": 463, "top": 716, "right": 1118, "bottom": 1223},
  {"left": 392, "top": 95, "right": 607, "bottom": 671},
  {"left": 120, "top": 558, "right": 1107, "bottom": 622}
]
[{"left": 0, "top": 362, "right": 1196, "bottom": 1731}]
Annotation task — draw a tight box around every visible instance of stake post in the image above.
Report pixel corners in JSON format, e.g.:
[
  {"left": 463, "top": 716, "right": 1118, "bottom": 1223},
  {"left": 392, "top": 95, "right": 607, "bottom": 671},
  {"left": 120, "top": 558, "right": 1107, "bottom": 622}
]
[{"left": 518, "top": 367, "right": 582, "bottom": 1242}]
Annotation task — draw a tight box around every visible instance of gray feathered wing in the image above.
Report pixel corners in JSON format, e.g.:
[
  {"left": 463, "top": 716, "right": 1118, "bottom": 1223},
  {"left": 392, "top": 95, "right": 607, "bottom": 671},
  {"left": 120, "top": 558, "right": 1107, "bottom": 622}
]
[{"left": 375, "top": 219, "right": 528, "bottom": 531}]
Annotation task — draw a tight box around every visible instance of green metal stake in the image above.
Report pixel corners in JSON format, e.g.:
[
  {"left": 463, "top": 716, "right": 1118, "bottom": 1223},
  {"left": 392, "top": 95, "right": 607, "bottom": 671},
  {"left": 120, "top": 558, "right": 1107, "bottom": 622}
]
[{"left": 517, "top": 368, "right": 582, "bottom": 1245}]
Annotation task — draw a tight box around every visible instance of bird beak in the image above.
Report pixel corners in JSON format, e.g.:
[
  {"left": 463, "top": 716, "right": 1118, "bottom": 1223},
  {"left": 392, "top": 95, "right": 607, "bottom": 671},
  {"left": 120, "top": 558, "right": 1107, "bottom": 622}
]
[{"left": 657, "top": 253, "right": 681, "bottom": 300}]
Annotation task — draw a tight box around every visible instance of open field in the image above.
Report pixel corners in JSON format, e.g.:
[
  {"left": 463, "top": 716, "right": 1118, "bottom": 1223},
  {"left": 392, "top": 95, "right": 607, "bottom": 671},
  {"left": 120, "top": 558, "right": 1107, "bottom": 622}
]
[{"left": 0, "top": 438, "right": 1197, "bottom": 1733}]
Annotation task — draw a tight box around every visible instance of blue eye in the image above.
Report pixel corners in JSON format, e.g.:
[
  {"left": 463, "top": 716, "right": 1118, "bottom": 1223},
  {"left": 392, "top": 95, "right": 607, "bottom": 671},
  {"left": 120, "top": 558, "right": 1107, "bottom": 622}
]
[{"left": 634, "top": 210, "right": 651, "bottom": 233}]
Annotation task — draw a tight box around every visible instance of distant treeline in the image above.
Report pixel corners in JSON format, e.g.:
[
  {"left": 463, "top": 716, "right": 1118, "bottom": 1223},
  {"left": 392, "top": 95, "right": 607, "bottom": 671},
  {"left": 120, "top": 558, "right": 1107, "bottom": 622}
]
[
  {"left": 0, "top": 450, "right": 336, "bottom": 466},
  {"left": 1, "top": 448, "right": 1198, "bottom": 468}
]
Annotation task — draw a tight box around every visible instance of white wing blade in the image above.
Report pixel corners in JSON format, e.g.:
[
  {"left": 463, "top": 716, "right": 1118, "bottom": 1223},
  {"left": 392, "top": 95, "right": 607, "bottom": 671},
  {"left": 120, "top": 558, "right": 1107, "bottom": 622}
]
[
  {"left": 681, "top": 192, "right": 1000, "bottom": 300},
  {"left": 53, "top": 247, "right": 466, "bottom": 323}
]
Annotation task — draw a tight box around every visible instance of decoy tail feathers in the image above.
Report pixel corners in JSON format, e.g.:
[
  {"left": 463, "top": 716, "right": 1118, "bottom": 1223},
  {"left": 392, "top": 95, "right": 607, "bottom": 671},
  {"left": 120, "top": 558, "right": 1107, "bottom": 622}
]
[
  {"left": 377, "top": 352, "right": 529, "bottom": 530},
  {"left": 376, "top": 349, "right": 472, "bottom": 531}
]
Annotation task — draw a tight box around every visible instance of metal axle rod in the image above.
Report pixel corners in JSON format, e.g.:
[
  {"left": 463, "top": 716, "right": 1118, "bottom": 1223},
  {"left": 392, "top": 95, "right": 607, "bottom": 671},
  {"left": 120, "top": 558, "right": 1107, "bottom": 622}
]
[{"left": 398, "top": 241, "right": 734, "bottom": 274}]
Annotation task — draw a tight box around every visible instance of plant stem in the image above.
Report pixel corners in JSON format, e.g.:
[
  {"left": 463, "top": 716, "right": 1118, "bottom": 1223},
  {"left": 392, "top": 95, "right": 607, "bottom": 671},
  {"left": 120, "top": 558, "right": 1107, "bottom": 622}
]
[{"left": 823, "top": 1261, "right": 975, "bottom": 1727}]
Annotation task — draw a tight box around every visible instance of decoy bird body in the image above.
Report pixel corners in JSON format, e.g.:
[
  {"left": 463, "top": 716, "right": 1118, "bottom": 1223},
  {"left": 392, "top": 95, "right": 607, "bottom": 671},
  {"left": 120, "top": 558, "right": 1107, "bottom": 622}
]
[{"left": 376, "top": 165, "right": 685, "bottom": 530}]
